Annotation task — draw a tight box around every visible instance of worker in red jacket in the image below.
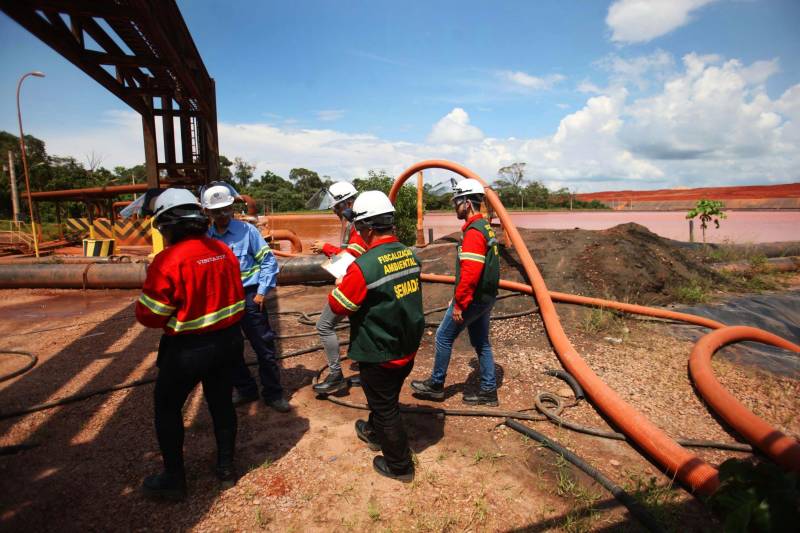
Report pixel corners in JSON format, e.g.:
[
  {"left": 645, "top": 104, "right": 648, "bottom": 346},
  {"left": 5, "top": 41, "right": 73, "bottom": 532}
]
[
  {"left": 327, "top": 190, "right": 424, "bottom": 481},
  {"left": 135, "top": 188, "right": 245, "bottom": 501},
  {"left": 410, "top": 179, "right": 500, "bottom": 406},
  {"left": 310, "top": 181, "right": 368, "bottom": 394}
]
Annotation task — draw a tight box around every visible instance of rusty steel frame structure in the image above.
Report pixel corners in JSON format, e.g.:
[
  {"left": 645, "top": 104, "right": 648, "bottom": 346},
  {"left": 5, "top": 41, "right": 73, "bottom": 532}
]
[{"left": 0, "top": 0, "right": 219, "bottom": 189}]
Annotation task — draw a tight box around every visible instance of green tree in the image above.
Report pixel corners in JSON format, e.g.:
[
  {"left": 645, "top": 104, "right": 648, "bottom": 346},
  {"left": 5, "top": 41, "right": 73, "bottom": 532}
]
[
  {"left": 495, "top": 162, "right": 527, "bottom": 209},
  {"left": 241, "top": 169, "right": 305, "bottom": 212},
  {"left": 352, "top": 170, "right": 417, "bottom": 246},
  {"left": 686, "top": 199, "right": 727, "bottom": 244},
  {"left": 217, "top": 155, "right": 233, "bottom": 180},
  {"left": 233, "top": 157, "right": 255, "bottom": 188}
]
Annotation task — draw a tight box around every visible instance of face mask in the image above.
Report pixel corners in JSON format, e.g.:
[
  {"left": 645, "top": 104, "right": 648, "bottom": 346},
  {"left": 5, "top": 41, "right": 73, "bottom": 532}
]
[{"left": 341, "top": 208, "right": 355, "bottom": 222}]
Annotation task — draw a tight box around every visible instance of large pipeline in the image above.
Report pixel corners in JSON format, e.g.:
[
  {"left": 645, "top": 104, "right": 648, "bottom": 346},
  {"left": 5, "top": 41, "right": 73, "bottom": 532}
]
[
  {"left": 0, "top": 255, "right": 331, "bottom": 289},
  {"left": 390, "top": 160, "right": 800, "bottom": 495}
]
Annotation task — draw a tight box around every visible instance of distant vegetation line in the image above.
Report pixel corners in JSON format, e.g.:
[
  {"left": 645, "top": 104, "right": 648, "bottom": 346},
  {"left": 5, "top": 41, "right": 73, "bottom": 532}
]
[{"left": 0, "top": 131, "right": 606, "bottom": 226}]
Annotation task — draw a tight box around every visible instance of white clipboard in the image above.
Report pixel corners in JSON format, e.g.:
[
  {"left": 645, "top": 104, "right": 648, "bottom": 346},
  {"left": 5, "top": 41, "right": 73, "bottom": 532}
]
[{"left": 321, "top": 251, "right": 356, "bottom": 278}]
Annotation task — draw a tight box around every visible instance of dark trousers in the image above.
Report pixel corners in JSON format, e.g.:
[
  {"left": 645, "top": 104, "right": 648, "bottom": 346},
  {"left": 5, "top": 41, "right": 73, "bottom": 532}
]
[
  {"left": 360, "top": 359, "right": 414, "bottom": 473},
  {"left": 232, "top": 286, "right": 283, "bottom": 401},
  {"left": 154, "top": 324, "right": 243, "bottom": 474}
]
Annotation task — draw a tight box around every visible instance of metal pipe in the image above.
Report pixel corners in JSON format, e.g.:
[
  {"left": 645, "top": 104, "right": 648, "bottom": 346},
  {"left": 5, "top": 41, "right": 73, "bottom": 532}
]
[
  {"left": 266, "top": 229, "right": 303, "bottom": 253},
  {"left": 0, "top": 263, "right": 147, "bottom": 289},
  {"left": 237, "top": 194, "right": 258, "bottom": 216},
  {"left": 0, "top": 256, "right": 133, "bottom": 265},
  {"left": 0, "top": 255, "right": 330, "bottom": 288},
  {"left": 23, "top": 183, "right": 149, "bottom": 200}
]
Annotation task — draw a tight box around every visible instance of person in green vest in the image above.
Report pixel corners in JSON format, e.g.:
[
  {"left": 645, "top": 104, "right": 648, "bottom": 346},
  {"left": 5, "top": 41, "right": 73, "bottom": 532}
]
[
  {"left": 410, "top": 178, "right": 501, "bottom": 406},
  {"left": 326, "top": 190, "right": 424, "bottom": 481}
]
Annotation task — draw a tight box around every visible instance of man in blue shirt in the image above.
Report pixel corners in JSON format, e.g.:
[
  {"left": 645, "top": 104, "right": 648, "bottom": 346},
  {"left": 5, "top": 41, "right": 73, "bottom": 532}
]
[{"left": 203, "top": 185, "right": 290, "bottom": 412}]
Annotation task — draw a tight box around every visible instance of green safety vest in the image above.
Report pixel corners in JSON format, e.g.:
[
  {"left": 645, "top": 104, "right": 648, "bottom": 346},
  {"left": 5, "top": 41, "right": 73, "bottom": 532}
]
[
  {"left": 346, "top": 241, "right": 424, "bottom": 363},
  {"left": 454, "top": 217, "right": 500, "bottom": 306}
]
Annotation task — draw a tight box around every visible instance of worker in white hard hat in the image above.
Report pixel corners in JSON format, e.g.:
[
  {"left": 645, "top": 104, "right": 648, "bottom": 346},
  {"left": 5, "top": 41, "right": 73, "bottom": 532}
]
[
  {"left": 136, "top": 188, "right": 245, "bottom": 499},
  {"left": 202, "top": 184, "right": 290, "bottom": 413},
  {"left": 326, "top": 190, "right": 424, "bottom": 481},
  {"left": 310, "top": 181, "right": 368, "bottom": 395},
  {"left": 410, "top": 178, "right": 501, "bottom": 406}
]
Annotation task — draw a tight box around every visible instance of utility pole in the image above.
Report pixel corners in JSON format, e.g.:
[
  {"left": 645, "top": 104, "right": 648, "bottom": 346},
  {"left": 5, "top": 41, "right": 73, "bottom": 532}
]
[{"left": 7, "top": 151, "right": 20, "bottom": 222}]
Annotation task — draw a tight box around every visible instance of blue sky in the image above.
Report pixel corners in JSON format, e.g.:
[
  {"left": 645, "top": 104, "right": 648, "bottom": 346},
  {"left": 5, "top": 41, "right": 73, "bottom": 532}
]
[{"left": 1, "top": 0, "right": 799, "bottom": 191}]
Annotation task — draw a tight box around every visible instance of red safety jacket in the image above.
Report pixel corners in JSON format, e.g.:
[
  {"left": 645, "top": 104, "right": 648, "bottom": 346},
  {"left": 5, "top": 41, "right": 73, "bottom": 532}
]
[
  {"left": 321, "top": 222, "right": 367, "bottom": 258},
  {"left": 454, "top": 213, "right": 488, "bottom": 311},
  {"left": 136, "top": 235, "right": 245, "bottom": 335}
]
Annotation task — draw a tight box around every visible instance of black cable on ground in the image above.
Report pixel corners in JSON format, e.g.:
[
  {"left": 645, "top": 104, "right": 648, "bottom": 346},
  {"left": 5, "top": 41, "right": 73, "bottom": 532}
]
[
  {"left": 532, "top": 394, "right": 753, "bottom": 453},
  {"left": 0, "top": 351, "right": 37, "bottom": 383},
  {"left": 504, "top": 418, "right": 665, "bottom": 533}
]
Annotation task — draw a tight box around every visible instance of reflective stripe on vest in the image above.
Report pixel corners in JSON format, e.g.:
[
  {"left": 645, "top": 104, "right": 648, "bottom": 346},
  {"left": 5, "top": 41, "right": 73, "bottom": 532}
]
[{"left": 166, "top": 299, "right": 245, "bottom": 333}]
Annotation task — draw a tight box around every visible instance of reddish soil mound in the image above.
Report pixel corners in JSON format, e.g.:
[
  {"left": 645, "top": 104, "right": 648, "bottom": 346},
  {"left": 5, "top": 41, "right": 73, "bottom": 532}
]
[{"left": 576, "top": 182, "right": 800, "bottom": 203}]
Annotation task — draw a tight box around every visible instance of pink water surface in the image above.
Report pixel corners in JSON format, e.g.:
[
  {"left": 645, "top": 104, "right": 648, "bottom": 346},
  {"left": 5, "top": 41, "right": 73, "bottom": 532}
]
[
  {"left": 424, "top": 210, "right": 799, "bottom": 244},
  {"left": 266, "top": 210, "right": 799, "bottom": 250}
]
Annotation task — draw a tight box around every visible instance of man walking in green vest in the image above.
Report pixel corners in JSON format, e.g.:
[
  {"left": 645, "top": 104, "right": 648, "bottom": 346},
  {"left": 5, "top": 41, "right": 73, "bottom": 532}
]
[
  {"left": 326, "top": 190, "right": 424, "bottom": 481},
  {"left": 410, "top": 179, "right": 501, "bottom": 406}
]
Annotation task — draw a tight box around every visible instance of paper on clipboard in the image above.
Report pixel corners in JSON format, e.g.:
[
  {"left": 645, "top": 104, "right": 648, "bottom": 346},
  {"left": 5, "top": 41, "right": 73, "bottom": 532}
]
[{"left": 321, "top": 251, "right": 356, "bottom": 278}]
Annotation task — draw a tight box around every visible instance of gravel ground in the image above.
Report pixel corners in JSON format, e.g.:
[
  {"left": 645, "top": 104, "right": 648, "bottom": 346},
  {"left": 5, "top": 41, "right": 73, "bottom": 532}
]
[{"left": 0, "top": 281, "right": 797, "bottom": 532}]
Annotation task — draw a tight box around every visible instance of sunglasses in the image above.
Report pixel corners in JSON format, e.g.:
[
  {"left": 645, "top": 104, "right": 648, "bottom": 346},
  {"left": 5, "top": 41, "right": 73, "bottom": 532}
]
[{"left": 208, "top": 207, "right": 234, "bottom": 217}]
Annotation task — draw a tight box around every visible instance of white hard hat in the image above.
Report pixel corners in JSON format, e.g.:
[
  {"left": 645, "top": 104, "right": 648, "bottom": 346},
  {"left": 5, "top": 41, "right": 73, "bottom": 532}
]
[
  {"left": 452, "top": 178, "right": 485, "bottom": 199},
  {"left": 152, "top": 188, "right": 201, "bottom": 222},
  {"left": 202, "top": 184, "right": 235, "bottom": 209},
  {"left": 351, "top": 190, "right": 395, "bottom": 223},
  {"left": 328, "top": 181, "right": 358, "bottom": 206}
]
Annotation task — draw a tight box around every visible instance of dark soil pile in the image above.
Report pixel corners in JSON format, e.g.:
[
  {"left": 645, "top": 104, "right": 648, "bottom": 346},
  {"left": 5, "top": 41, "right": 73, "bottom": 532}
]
[{"left": 418, "top": 222, "right": 722, "bottom": 306}]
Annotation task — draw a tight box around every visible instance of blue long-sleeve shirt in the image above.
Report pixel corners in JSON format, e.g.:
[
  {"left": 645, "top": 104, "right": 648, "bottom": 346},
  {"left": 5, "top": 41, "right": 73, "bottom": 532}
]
[{"left": 208, "top": 219, "right": 279, "bottom": 295}]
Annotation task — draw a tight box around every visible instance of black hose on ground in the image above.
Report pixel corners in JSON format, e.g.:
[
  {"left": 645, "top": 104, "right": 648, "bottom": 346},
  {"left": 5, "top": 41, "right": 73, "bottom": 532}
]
[
  {"left": 0, "top": 351, "right": 37, "bottom": 383},
  {"left": 504, "top": 418, "right": 665, "bottom": 533},
  {"left": 544, "top": 369, "right": 585, "bottom": 401}
]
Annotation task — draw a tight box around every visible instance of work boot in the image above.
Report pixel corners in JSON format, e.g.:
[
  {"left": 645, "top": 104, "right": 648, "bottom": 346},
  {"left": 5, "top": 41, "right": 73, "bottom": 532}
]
[
  {"left": 312, "top": 371, "right": 347, "bottom": 395},
  {"left": 348, "top": 374, "right": 361, "bottom": 387},
  {"left": 142, "top": 471, "right": 186, "bottom": 501},
  {"left": 372, "top": 456, "right": 414, "bottom": 482},
  {"left": 232, "top": 389, "right": 258, "bottom": 407},
  {"left": 354, "top": 419, "right": 381, "bottom": 451},
  {"left": 215, "top": 431, "right": 236, "bottom": 489},
  {"left": 265, "top": 395, "right": 291, "bottom": 413},
  {"left": 215, "top": 463, "right": 237, "bottom": 489},
  {"left": 462, "top": 389, "right": 499, "bottom": 407},
  {"left": 410, "top": 378, "right": 444, "bottom": 400}
]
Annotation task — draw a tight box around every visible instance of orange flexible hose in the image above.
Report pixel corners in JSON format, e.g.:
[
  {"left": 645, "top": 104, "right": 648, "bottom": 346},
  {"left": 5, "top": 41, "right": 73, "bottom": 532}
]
[
  {"left": 689, "top": 327, "right": 800, "bottom": 473},
  {"left": 390, "top": 159, "right": 794, "bottom": 495}
]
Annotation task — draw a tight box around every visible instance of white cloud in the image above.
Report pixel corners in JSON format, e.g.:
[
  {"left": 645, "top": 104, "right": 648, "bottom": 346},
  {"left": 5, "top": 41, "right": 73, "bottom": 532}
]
[
  {"left": 316, "top": 109, "right": 346, "bottom": 122},
  {"left": 426, "top": 107, "right": 484, "bottom": 145},
  {"left": 38, "top": 53, "right": 800, "bottom": 192},
  {"left": 598, "top": 50, "right": 675, "bottom": 89},
  {"left": 607, "top": 0, "right": 716, "bottom": 44},
  {"left": 499, "top": 70, "right": 566, "bottom": 91},
  {"left": 42, "top": 109, "right": 145, "bottom": 169}
]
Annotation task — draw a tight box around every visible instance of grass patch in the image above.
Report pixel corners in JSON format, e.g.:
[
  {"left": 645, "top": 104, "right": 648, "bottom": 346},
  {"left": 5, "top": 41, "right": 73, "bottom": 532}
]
[
  {"left": 625, "top": 472, "right": 680, "bottom": 529},
  {"left": 367, "top": 500, "right": 381, "bottom": 522},
  {"left": 552, "top": 455, "right": 601, "bottom": 533},
  {"left": 472, "top": 449, "right": 506, "bottom": 465},
  {"left": 672, "top": 279, "right": 710, "bottom": 304},
  {"left": 581, "top": 306, "right": 627, "bottom": 336},
  {"left": 255, "top": 507, "right": 271, "bottom": 529}
]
